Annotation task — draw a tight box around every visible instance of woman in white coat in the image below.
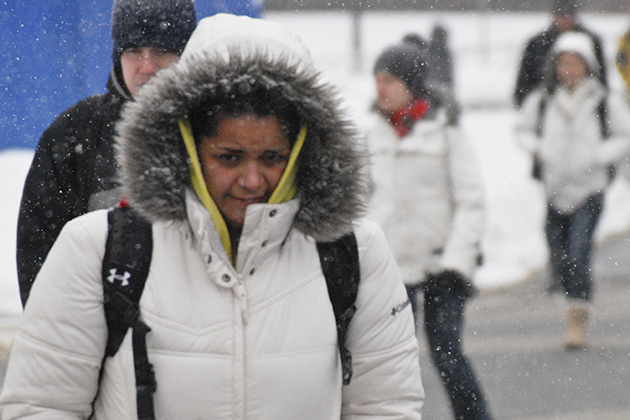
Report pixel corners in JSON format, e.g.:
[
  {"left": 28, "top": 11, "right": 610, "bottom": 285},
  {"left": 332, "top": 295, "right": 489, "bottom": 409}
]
[
  {"left": 367, "top": 38, "right": 490, "bottom": 420},
  {"left": 516, "top": 31, "right": 630, "bottom": 349},
  {"left": 0, "top": 15, "right": 424, "bottom": 420}
]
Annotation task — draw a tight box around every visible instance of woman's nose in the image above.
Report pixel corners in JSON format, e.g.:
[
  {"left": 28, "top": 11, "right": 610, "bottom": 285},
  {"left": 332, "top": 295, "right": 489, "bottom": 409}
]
[{"left": 238, "top": 162, "right": 264, "bottom": 191}]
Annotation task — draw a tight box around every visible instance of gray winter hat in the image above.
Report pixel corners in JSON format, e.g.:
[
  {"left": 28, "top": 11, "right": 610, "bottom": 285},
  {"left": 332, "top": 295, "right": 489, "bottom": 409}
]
[
  {"left": 373, "top": 39, "right": 428, "bottom": 96},
  {"left": 111, "top": 0, "right": 197, "bottom": 63}
]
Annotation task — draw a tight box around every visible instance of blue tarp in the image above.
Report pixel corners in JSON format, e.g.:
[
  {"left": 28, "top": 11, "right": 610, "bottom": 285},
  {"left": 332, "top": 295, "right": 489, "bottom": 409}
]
[{"left": 0, "top": 0, "right": 262, "bottom": 150}]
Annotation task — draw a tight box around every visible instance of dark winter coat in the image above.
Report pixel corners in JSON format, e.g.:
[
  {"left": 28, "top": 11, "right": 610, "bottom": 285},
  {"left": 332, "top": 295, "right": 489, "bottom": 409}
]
[
  {"left": 16, "top": 70, "right": 129, "bottom": 305},
  {"left": 514, "top": 23, "right": 607, "bottom": 108}
]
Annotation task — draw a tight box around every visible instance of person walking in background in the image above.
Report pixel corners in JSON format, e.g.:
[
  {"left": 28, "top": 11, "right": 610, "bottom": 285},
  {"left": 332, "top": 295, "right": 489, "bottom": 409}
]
[
  {"left": 16, "top": 0, "right": 197, "bottom": 306},
  {"left": 514, "top": 0, "right": 606, "bottom": 108},
  {"left": 401, "top": 24, "right": 454, "bottom": 92},
  {"left": 516, "top": 31, "right": 630, "bottom": 349},
  {"left": 0, "top": 14, "right": 424, "bottom": 419},
  {"left": 402, "top": 26, "right": 459, "bottom": 123},
  {"left": 428, "top": 24, "right": 454, "bottom": 91},
  {"left": 366, "top": 37, "right": 492, "bottom": 420}
]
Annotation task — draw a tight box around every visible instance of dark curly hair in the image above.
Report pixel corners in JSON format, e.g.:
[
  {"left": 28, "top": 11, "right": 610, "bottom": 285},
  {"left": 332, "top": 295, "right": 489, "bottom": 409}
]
[{"left": 189, "top": 82, "right": 302, "bottom": 147}]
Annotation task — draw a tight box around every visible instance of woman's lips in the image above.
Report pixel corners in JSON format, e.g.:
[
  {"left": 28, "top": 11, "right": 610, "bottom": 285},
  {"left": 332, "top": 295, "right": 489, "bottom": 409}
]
[{"left": 232, "top": 196, "right": 264, "bottom": 205}]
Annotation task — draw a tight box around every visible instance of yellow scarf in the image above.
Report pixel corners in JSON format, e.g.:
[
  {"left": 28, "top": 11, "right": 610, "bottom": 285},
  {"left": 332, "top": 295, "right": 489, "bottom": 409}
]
[{"left": 179, "top": 119, "right": 307, "bottom": 263}]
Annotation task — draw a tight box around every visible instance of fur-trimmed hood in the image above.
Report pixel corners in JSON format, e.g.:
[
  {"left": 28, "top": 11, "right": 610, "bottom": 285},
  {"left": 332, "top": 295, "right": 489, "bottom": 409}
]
[{"left": 115, "top": 14, "right": 371, "bottom": 242}]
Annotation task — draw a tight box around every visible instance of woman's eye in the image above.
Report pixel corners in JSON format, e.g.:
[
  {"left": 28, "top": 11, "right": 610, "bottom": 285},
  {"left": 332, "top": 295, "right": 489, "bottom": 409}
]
[
  {"left": 216, "top": 154, "right": 240, "bottom": 165},
  {"left": 261, "top": 151, "right": 289, "bottom": 167}
]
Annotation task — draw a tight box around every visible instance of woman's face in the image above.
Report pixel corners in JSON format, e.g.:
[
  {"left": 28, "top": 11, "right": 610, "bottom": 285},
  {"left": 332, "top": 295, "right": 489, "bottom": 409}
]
[
  {"left": 198, "top": 114, "right": 291, "bottom": 230},
  {"left": 375, "top": 72, "right": 414, "bottom": 113},
  {"left": 556, "top": 52, "right": 588, "bottom": 91}
]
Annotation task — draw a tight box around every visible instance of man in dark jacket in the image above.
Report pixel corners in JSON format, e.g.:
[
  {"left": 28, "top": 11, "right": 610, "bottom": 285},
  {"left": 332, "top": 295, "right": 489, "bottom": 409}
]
[
  {"left": 513, "top": 0, "right": 607, "bottom": 108},
  {"left": 16, "top": 0, "right": 196, "bottom": 306}
]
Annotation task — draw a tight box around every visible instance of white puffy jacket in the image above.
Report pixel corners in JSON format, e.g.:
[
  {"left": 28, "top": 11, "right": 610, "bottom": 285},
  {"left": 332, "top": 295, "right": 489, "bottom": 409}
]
[
  {"left": 367, "top": 110, "right": 486, "bottom": 285},
  {"left": 516, "top": 79, "right": 630, "bottom": 213},
  {"left": 1, "top": 193, "right": 422, "bottom": 420},
  {"left": 0, "top": 14, "right": 423, "bottom": 420}
]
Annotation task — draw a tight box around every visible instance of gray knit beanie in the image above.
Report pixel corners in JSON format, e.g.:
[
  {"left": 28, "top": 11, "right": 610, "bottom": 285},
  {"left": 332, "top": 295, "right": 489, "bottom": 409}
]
[
  {"left": 373, "top": 40, "right": 428, "bottom": 97},
  {"left": 111, "top": 0, "right": 197, "bottom": 64}
]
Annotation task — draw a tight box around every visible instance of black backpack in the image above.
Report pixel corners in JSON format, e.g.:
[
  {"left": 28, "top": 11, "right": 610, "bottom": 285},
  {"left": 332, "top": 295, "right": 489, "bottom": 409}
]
[{"left": 101, "top": 204, "right": 360, "bottom": 420}]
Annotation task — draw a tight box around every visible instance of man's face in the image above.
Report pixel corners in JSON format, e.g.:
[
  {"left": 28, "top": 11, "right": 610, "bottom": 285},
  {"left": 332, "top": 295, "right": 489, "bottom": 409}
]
[
  {"left": 120, "top": 47, "right": 179, "bottom": 95},
  {"left": 553, "top": 13, "right": 576, "bottom": 33}
]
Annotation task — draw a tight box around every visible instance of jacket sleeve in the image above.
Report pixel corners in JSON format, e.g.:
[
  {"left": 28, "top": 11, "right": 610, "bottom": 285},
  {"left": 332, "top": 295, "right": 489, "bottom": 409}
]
[
  {"left": 16, "top": 101, "right": 96, "bottom": 306},
  {"left": 341, "top": 220, "right": 424, "bottom": 420},
  {"left": 1, "top": 211, "right": 109, "bottom": 420},
  {"left": 514, "top": 90, "right": 544, "bottom": 155},
  {"left": 439, "top": 127, "right": 486, "bottom": 279}
]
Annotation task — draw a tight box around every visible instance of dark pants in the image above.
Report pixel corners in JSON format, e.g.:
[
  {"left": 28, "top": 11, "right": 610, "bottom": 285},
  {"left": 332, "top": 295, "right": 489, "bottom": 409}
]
[
  {"left": 545, "top": 194, "right": 603, "bottom": 301},
  {"left": 407, "top": 284, "right": 493, "bottom": 420}
]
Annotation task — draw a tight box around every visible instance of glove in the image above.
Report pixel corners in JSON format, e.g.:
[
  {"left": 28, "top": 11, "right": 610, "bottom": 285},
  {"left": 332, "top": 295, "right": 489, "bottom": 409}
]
[{"left": 422, "top": 270, "right": 477, "bottom": 299}]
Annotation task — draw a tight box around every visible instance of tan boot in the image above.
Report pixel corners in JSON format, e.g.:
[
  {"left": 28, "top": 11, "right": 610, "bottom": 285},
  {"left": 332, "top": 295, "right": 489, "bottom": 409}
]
[{"left": 565, "top": 307, "right": 588, "bottom": 350}]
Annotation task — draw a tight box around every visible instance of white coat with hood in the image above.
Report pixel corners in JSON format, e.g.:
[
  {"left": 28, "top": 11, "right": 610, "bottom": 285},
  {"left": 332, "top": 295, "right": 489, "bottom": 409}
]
[
  {"left": 367, "top": 107, "right": 486, "bottom": 285},
  {"left": 0, "top": 15, "right": 424, "bottom": 420},
  {"left": 516, "top": 31, "right": 630, "bottom": 213}
]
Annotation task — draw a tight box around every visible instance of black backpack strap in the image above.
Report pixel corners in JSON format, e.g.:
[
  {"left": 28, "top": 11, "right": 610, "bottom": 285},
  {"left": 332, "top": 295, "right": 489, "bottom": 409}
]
[
  {"left": 596, "top": 98, "right": 616, "bottom": 180},
  {"left": 535, "top": 93, "right": 547, "bottom": 137},
  {"left": 597, "top": 98, "right": 610, "bottom": 139},
  {"left": 531, "top": 94, "right": 548, "bottom": 180},
  {"left": 316, "top": 232, "right": 360, "bottom": 385},
  {"left": 102, "top": 203, "right": 156, "bottom": 420}
]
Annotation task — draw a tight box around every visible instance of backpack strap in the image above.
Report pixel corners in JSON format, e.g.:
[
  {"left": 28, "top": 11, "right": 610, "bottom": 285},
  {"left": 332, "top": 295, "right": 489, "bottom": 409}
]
[
  {"left": 597, "top": 98, "right": 610, "bottom": 139},
  {"left": 102, "top": 202, "right": 156, "bottom": 420},
  {"left": 316, "top": 232, "right": 360, "bottom": 385},
  {"left": 535, "top": 93, "right": 547, "bottom": 138},
  {"left": 530, "top": 94, "right": 548, "bottom": 180},
  {"left": 596, "top": 98, "right": 616, "bottom": 180}
]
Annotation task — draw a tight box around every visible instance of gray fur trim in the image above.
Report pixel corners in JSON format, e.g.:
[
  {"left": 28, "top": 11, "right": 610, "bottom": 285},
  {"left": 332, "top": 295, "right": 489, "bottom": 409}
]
[{"left": 115, "top": 51, "right": 372, "bottom": 241}]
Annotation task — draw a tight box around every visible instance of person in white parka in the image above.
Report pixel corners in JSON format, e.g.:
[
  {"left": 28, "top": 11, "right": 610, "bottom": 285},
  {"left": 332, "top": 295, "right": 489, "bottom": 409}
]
[
  {"left": 516, "top": 31, "right": 630, "bottom": 350},
  {"left": 366, "top": 38, "right": 491, "bottom": 420},
  {"left": 0, "top": 14, "right": 424, "bottom": 420}
]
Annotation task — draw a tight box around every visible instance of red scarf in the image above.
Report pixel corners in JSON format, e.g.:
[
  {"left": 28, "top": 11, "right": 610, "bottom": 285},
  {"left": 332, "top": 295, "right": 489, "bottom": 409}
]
[{"left": 385, "top": 98, "right": 430, "bottom": 138}]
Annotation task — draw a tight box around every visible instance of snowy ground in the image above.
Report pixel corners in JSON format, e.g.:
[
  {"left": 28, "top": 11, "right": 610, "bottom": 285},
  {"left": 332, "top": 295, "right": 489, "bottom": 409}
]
[{"left": 2, "top": 11, "right": 630, "bottom": 315}]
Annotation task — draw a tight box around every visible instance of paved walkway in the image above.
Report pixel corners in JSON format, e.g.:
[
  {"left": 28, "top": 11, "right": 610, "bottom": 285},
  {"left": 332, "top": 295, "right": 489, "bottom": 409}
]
[{"left": 418, "top": 232, "right": 630, "bottom": 420}]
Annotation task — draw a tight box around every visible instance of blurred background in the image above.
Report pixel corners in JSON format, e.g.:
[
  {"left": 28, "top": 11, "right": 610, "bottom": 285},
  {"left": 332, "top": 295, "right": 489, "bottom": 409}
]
[{"left": 2, "top": 0, "right": 629, "bottom": 150}]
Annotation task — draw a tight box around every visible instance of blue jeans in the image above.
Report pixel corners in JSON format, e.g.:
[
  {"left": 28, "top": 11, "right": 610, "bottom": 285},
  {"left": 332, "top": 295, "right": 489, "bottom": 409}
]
[
  {"left": 407, "top": 284, "right": 493, "bottom": 420},
  {"left": 545, "top": 194, "right": 603, "bottom": 301}
]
